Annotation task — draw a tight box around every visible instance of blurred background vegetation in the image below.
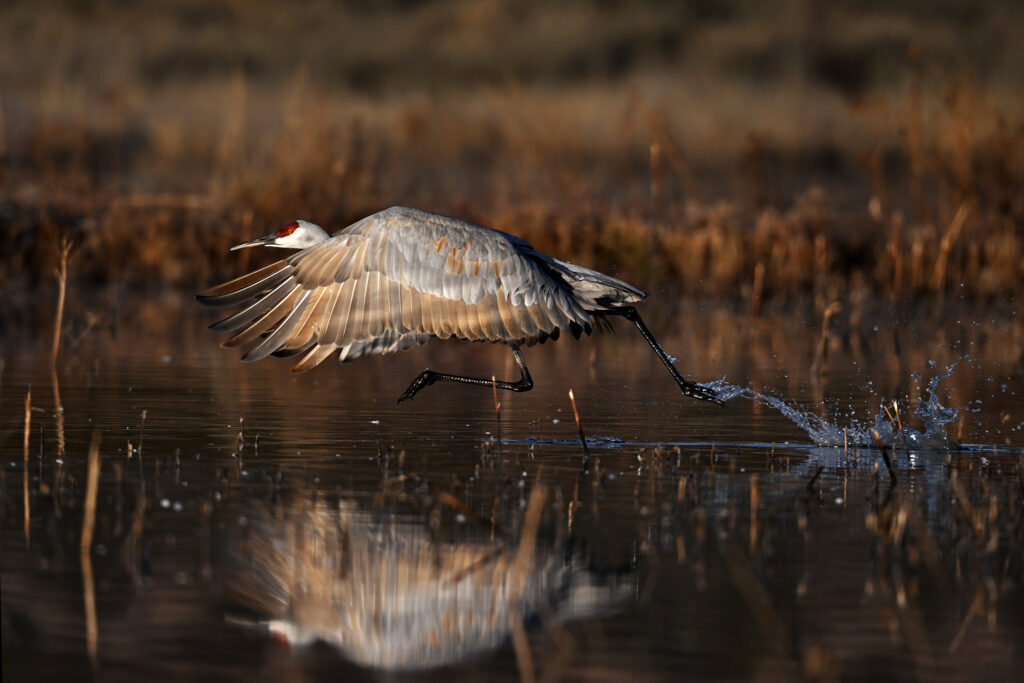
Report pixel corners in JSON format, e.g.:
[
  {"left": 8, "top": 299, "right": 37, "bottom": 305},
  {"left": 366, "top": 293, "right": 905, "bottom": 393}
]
[{"left": 2, "top": 0, "right": 1022, "bottom": 325}]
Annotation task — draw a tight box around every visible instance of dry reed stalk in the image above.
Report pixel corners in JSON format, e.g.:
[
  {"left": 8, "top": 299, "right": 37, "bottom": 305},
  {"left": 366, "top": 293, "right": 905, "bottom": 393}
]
[
  {"left": 492, "top": 376, "right": 502, "bottom": 459},
  {"left": 948, "top": 587, "right": 984, "bottom": 654},
  {"left": 50, "top": 238, "right": 71, "bottom": 462},
  {"left": 81, "top": 431, "right": 101, "bottom": 669},
  {"left": 749, "top": 475, "right": 759, "bottom": 552},
  {"left": 81, "top": 432, "right": 101, "bottom": 551},
  {"left": 200, "top": 500, "right": 213, "bottom": 581},
  {"left": 81, "top": 550, "right": 98, "bottom": 670},
  {"left": 23, "top": 389, "right": 30, "bottom": 466},
  {"left": 932, "top": 203, "right": 969, "bottom": 292},
  {"left": 806, "top": 466, "right": 824, "bottom": 493},
  {"left": 53, "top": 369, "right": 66, "bottom": 463},
  {"left": 567, "top": 389, "right": 590, "bottom": 462},
  {"left": 509, "top": 485, "right": 547, "bottom": 683},
  {"left": 23, "top": 390, "right": 31, "bottom": 546},
  {"left": 138, "top": 410, "right": 148, "bottom": 459},
  {"left": 888, "top": 213, "right": 904, "bottom": 299},
  {"left": 234, "top": 416, "right": 245, "bottom": 461},
  {"left": 811, "top": 302, "right": 841, "bottom": 373},
  {"left": 50, "top": 237, "right": 72, "bottom": 371},
  {"left": 437, "top": 491, "right": 503, "bottom": 537},
  {"left": 129, "top": 479, "right": 147, "bottom": 587},
  {"left": 890, "top": 400, "right": 911, "bottom": 453},
  {"left": 751, "top": 262, "right": 765, "bottom": 318},
  {"left": 949, "top": 473, "right": 981, "bottom": 537},
  {"left": 865, "top": 149, "right": 890, "bottom": 221},
  {"left": 872, "top": 430, "right": 898, "bottom": 484}
]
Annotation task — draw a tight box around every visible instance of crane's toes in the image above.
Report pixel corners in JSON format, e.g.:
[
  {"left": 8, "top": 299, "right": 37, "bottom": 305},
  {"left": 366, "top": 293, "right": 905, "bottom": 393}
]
[
  {"left": 396, "top": 370, "right": 435, "bottom": 404},
  {"left": 681, "top": 380, "right": 727, "bottom": 406},
  {"left": 396, "top": 381, "right": 423, "bottom": 403}
]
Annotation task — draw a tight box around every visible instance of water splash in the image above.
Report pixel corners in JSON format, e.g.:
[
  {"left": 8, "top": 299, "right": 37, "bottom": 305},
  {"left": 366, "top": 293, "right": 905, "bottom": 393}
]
[{"left": 706, "top": 365, "right": 960, "bottom": 451}]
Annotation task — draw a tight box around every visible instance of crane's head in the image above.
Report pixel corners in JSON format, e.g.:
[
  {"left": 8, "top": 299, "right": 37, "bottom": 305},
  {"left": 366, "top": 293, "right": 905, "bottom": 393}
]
[{"left": 230, "top": 220, "right": 330, "bottom": 251}]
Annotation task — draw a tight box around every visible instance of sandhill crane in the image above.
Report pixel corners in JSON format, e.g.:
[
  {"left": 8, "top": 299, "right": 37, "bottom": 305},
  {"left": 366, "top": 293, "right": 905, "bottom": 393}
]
[{"left": 197, "top": 206, "right": 720, "bottom": 404}]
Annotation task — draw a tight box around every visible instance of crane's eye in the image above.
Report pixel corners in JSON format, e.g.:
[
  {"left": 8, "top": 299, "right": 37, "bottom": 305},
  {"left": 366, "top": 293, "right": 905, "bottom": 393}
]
[{"left": 278, "top": 222, "right": 299, "bottom": 238}]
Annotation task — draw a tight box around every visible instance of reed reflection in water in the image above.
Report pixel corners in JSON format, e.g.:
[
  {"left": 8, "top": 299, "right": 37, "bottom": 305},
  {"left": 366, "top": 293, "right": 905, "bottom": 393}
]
[{"left": 3, "top": 299, "right": 1023, "bottom": 681}]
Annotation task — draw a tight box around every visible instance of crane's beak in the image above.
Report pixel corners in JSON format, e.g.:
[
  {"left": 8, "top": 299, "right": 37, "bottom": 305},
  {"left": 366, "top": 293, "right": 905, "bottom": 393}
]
[{"left": 230, "top": 233, "right": 277, "bottom": 251}]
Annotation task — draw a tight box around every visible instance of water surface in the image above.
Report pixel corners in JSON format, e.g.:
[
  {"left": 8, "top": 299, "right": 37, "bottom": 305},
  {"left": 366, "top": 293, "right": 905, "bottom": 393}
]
[{"left": 2, "top": 300, "right": 1023, "bottom": 682}]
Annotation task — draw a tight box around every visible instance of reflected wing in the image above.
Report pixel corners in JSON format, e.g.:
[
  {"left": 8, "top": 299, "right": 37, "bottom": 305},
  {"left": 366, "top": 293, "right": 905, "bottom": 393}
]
[{"left": 197, "top": 207, "right": 592, "bottom": 372}]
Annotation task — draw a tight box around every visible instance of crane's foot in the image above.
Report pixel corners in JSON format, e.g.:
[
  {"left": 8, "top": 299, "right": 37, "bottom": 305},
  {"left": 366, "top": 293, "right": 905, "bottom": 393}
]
[
  {"left": 678, "top": 379, "right": 726, "bottom": 406},
  {"left": 397, "top": 369, "right": 436, "bottom": 403}
]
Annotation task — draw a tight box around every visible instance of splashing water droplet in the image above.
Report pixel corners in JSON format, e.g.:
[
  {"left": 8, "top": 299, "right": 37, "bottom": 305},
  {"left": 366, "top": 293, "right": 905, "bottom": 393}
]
[{"left": 704, "top": 364, "right": 960, "bottom": 450}]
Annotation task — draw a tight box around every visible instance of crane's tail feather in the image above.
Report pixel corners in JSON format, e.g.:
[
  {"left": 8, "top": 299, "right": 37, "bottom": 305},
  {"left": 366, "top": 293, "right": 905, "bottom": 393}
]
[{"left": 548, "top": 259, "right": 646, "bottom": 309}]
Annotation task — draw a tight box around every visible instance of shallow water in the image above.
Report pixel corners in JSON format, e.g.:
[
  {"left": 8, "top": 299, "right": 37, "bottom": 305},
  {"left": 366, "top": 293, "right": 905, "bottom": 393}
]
[{"left": 2, "top": 300, "right": 1023, "bottom": 682}]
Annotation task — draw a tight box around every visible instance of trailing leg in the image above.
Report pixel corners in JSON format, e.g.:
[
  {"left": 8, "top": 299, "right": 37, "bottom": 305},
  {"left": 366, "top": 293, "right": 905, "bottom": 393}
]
[{"left": 397, "top": 341, "right": 534, "bottom": 403}]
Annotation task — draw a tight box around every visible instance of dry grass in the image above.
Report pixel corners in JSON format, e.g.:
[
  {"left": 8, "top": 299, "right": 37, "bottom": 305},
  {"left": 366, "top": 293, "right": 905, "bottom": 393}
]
[{"left": 2, "top": 1, "right": 1023, "bottom": 326}]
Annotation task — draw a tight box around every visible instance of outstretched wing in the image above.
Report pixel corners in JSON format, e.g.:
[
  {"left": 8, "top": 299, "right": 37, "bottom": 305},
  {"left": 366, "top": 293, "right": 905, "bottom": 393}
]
[{"left": 197, "top": 207, "right": 593, "bottom": 372}]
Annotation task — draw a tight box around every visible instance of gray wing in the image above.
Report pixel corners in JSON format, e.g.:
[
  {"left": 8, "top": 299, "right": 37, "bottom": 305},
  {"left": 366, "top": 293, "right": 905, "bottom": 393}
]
[{"left": 197, "top": 207, "right": 593, "bottom": 372}]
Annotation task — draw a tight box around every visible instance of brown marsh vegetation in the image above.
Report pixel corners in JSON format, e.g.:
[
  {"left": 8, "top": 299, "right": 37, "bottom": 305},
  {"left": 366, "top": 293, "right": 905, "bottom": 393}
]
[
  {"left": 4, "top": 5, "right": 1024, "bottom": 681},
  {"left": 2, "top": 0, "right": 1023, "bottom": 331}
]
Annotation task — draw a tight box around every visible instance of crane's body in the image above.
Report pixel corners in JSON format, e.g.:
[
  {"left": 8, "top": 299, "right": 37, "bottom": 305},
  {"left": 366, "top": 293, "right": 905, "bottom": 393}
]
[{"left": 198, "top": 206, "right": 720, "bottom": 404}]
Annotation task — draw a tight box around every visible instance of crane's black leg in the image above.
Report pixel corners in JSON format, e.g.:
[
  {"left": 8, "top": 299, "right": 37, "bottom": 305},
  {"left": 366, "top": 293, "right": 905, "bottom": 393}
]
[
  {"left": 616, "top": 307, "right": 723, "bottom": 405},
  {"left": 397, "top": 341, "right": 534, "bottom": 403}
]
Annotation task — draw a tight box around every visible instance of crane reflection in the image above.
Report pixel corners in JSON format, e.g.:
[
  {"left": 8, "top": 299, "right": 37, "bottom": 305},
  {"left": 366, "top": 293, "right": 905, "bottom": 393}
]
[{"left": 223, "top": 491, "right": 637, "bottom": 671}]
